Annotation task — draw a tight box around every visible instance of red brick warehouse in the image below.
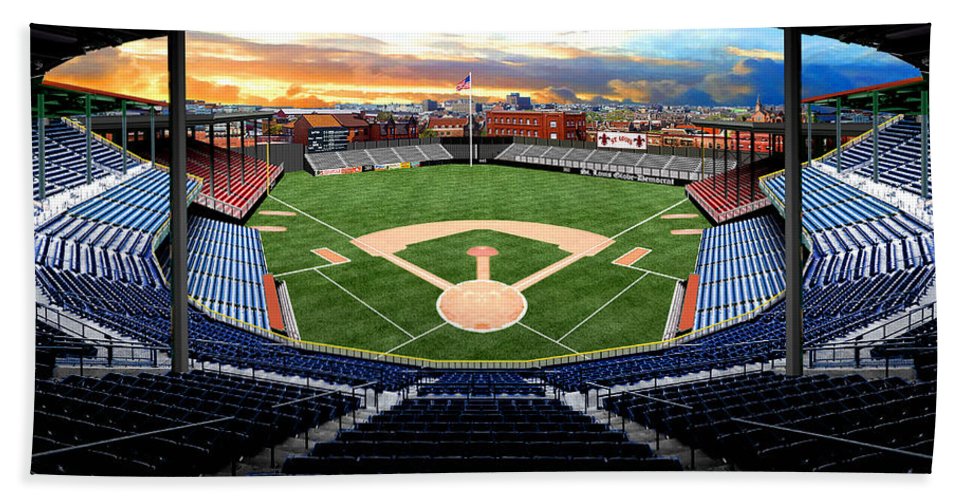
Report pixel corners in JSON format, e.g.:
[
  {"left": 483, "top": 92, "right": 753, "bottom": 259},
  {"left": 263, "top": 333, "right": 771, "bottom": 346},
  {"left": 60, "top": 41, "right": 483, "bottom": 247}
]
[{"left": 486, "top": 110, "right": 588, "bottom": 141}]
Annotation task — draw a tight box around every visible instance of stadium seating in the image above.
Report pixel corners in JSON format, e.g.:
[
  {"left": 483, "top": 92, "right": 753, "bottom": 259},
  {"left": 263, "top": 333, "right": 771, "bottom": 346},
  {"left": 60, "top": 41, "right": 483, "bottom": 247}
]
[
  {"left": 36, "top": 266, "right": 418, "bottom": 389},
  {"left": 304, "top": 144, "right": 452, "bottom": 174},
  {"left": 686, "top": 162, "right": 779, "bottom": 223},
  {"left": 416, "top": 372, "right": 546, "bottom": 397},
  {"left": 602, "top": 371, "right": 934, "bottom": 472},
  {"left": 140, "top": 139, "right": 282, "bottom": 220},
  {"left": 692, "top": 216, "right": 785, "bottom": 331},
  {"left": 545, "top": 263, "right": 933, "bottom": 391},
  {"left": 870, "top": 319, "right": 937, "bottom": 381},
  {"left": 282, "top": 396, "right": 682, "bottom": 474},
  {"left": 35, "top": 168, "right": 201, "bottom": 287},
  {"left": 492, "top": 143, "right": 731, "bottom": 181},
  {"left": 823, "top": 119, "right": 931, "bottom": 197},
  {"left": 32, "top": 121, "right": 144, "bottom": 200},
  {"left": 183, "top": 216, "right": 271, "bottom": 330},
  {"left": 31, "top": 371, "right": 359, "bottom": 475}
]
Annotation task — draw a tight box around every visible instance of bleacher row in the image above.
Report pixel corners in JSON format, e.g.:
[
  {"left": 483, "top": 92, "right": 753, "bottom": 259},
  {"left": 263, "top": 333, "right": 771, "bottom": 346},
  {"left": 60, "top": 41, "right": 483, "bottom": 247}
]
[
  {"left": 417, "top": 372, "right": 545, "bottom": 397},
  {"left": 685, "top": 162, "right": 778, "bottom": 223},
  {"left": 138, "top": 138, "right": 283, "bottom": 220},
  {"left": 282, "top": 397, "right": 682, "bottom": 474},
  {"left": 824, "top": 119, "right": 931, "bottom": 197},
  {"left": 34, "top": 169, "right": 201, "bottom": 287},
  {"left": 32, "top": 371, "right": 359, "bottom": 475},
  {"left": 36, "top": 266, "right": 418, "bottom": 389},
  {"left": 304, "top": 144, "right": 452, "bottom": 174},
  {"left": 546, "top": 262, "right": 933, "bottom": 391},
  {"left": 763, "top": 167, "right": 899, "bottom": 233},
  {"left": 603, "top": 372, "right": 934, "bottom": 472},
  {"left": 32, "top": 121, "right": 143, "bottom": 200},
  {"left": 493, "top": 143, "right": 730, "bottom": 181},
  {"left": 185, "top": 216, "right": 271, "bottom": 330},
  {"left": 692, "top": 216, "right": 785, "bottom": 330}
]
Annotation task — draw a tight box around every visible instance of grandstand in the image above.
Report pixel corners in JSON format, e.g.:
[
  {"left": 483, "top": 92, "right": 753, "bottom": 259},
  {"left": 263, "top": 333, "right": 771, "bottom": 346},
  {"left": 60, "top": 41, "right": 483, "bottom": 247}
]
[
  {"left": 30, "top": 24, "right": 937, "bottom": 476},
  {"left": 304, "top": 143, "right": 452, "bottom": 174},
  {"left": 492, "top": 142, "right": 728, "bottom": 182}
]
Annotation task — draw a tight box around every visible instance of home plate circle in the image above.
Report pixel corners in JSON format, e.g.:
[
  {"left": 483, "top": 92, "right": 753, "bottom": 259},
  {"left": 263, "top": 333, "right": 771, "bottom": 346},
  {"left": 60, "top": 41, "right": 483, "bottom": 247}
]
[{"left": 436, "top": 280, "right": 528, "bottom": 333}]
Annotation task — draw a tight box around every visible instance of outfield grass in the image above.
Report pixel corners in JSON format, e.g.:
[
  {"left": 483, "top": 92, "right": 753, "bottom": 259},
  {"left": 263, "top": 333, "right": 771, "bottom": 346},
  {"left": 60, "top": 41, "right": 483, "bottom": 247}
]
[{"left": 247, "top": 164, "right": 709, "bottom": 361}]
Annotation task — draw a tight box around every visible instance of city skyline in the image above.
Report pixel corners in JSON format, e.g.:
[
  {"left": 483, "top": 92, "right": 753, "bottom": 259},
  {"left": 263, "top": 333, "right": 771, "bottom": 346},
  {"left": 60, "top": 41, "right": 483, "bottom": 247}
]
[{"left": 44, "top": 29, "right": 920, "bottom": 109}]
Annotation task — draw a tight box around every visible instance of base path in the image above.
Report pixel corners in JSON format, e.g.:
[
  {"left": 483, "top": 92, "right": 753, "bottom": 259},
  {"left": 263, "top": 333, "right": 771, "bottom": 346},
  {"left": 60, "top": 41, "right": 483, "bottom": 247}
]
[
  {"left": 351, "top": 220, "right": 615, "bottom": 292},
  {"left": 660, "top": 213, "right": 699, "bottom": 220},
  {"left": 252, "top": 226, "right": 288, "bottom": 233},
  {"left": 670, "top": 229, "right": 704, "bottom": 235},
  {"left": 259, "top": 210, "right": 297, "bottom": 217}
]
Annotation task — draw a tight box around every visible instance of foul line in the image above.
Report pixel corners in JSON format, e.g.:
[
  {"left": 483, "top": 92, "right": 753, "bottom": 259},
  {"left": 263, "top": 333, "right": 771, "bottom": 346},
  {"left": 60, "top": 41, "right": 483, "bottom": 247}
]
[
  {"left": 519, "top": 323, "right": 586, "bottom": 358},
  {"left": 380, "top": 322, "right": 448, "bottom": 358},
  {"left": 314, "top": 269, "right": 415, "bottom": 339},
  {"left": 609, "top": 197, "right": 691, "bottom": 241},
  {"left": 557, "top": 271, "right": 652, "bottom": 342},
  {"left": 269, "top": 194, "right": 356, "bottom": 240},
  {"left": 624, "top": 265, "right": 685, "bottom": 282},
  {"left": 274, "top": 262, "right": 339, "bottom": 278}
]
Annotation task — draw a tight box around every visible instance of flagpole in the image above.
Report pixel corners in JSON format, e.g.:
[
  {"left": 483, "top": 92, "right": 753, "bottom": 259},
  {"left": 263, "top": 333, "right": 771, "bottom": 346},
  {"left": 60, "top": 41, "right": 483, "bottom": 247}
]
[{"left": 469, "top": 71, "right": 473, "bottom": 166}]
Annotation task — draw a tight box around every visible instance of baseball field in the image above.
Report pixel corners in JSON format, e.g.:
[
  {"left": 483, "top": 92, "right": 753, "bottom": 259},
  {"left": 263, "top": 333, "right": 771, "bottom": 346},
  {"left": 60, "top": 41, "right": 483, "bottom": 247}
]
[{"left": 246, "top": 163, "right": 709, "bottom": 361}]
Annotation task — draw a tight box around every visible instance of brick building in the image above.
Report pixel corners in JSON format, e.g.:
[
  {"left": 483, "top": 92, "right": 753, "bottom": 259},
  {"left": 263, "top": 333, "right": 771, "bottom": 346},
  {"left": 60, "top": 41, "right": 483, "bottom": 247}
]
[
  {"left": 291, "top": 112, "right": 417, "bottom": 146},
  {"left": 425, "top": 117, "right": 468, "bottom": 138},
  {"left": 486, "top": 110, "right": 587, "bottom": 141}
]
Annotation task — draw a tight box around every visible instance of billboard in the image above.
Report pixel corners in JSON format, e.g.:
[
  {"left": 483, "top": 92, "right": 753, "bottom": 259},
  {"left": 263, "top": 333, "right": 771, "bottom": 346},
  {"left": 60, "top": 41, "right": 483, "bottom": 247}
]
[{"left": 596, "top": 131, "right": 648, "bottom": 151}]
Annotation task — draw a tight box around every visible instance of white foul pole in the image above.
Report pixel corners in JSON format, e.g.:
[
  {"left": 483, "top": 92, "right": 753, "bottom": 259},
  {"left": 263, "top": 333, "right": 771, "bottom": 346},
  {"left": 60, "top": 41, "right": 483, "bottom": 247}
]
[{"left": 469, "top": 71, "right": 473, "bottom": 166}]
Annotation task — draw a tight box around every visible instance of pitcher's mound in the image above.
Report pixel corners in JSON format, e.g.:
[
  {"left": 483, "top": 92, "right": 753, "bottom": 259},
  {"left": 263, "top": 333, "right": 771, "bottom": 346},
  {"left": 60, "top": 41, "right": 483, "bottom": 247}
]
[{"left": 436, "top": 280, "right": 527, "bottom": 333}]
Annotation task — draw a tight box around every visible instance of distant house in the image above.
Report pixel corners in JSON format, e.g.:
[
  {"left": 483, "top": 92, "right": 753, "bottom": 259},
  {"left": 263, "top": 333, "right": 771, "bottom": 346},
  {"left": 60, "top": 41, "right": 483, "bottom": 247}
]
[{"left": 291, "top": 112, "right": 416, "bottom": 146}]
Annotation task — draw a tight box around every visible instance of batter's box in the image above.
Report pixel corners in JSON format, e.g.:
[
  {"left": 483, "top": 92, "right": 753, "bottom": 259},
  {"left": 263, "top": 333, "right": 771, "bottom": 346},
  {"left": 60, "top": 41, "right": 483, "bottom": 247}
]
[
  {"left": 612, "top": 247, "right": 652, "bottom": 267},
  {"left": 312, "top": 248, "right": 351, "bottom": 265}
]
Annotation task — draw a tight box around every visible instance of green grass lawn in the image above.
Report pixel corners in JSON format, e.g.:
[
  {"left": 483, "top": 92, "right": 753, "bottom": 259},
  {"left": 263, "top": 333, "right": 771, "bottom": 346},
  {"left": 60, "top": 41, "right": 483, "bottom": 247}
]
[{"left": 247, "top": 164, "right": 709, "bottom": 361}]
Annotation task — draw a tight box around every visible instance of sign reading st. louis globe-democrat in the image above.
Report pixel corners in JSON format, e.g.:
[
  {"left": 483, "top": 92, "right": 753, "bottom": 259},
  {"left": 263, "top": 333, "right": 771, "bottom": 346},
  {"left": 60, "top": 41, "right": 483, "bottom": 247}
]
[{"left": 307, "top": 127, "right": 349, "bottom": 153}]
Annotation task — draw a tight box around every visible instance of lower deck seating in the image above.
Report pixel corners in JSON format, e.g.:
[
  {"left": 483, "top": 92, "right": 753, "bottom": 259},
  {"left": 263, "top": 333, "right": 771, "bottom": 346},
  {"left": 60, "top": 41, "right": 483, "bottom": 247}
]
[
  {"left": 603, "top": 371, "right": 935, "bottom": 472},
  {"left": 36, "top": 266, "right": 418, "bottom": 390},
  {"left": 282, "top": 397, "right": 681, "bottom": 474},
  {"left": 417, "top": 372, "right": 545, "bottom": 397},
  {"left": 871, "top": 319, "right": 937, "bottom": 381},
  {"left": 31, "top": 371, "right": 359, "bottom": 475}
]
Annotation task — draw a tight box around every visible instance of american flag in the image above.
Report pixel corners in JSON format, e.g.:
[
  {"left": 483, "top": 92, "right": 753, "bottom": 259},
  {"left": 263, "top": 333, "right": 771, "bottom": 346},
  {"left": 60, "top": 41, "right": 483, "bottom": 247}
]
[{"left": 456, "top": 74, "right": 471, "bottom": 91}]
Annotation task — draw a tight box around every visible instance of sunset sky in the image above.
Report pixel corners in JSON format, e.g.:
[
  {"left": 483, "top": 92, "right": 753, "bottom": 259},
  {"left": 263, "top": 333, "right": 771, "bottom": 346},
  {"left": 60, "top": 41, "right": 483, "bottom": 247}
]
[{"left": 44, "top": 29, "right": 921, "bottom": 108}]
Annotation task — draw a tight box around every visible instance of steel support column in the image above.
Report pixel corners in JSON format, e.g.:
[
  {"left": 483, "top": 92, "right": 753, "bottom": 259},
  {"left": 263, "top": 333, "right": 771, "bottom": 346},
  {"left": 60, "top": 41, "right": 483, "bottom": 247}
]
[
  {"left": 872, "top": 91, "right": 880, "bottom": 183},
  {"left": 723, "top": 128, "right": 729, "bottom": 198},
  {"left": 208, "top": 123, "right": 216, "bottom": 197},
  {"left": 226, "top": 120, "right": 233, "bottom": 194},
  {"left": 712, "top": 129, "right": 718, "bottom": 190},
  {"left": 783, "top": 27, "right": 804, "bottom": 377},
  {"left": 240, "top": 120, "right": 246, "bottom": 185},
  {"left": 36, "top": 92, "right": 46, "bottom": 200},
  {"left": 168, "top": 31, "right": 189, "bottom": 373},
  {"left": 85, "top": 94, "right": 93, "bottom": 184},
  {"left": 121, "top": 100, "right": 128, "bottom": 174},
  {"left": 920, "top": 90, "right": 929, "bottom": 198},
  {"left": 835, "top": 97, "right": 842, "bottom": 172},
  {"left": 149, "top": 106, "right": 156, "bottom": 169},
  {"left": 806, "top": 103, "right": 813, "bottom": 165}
]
